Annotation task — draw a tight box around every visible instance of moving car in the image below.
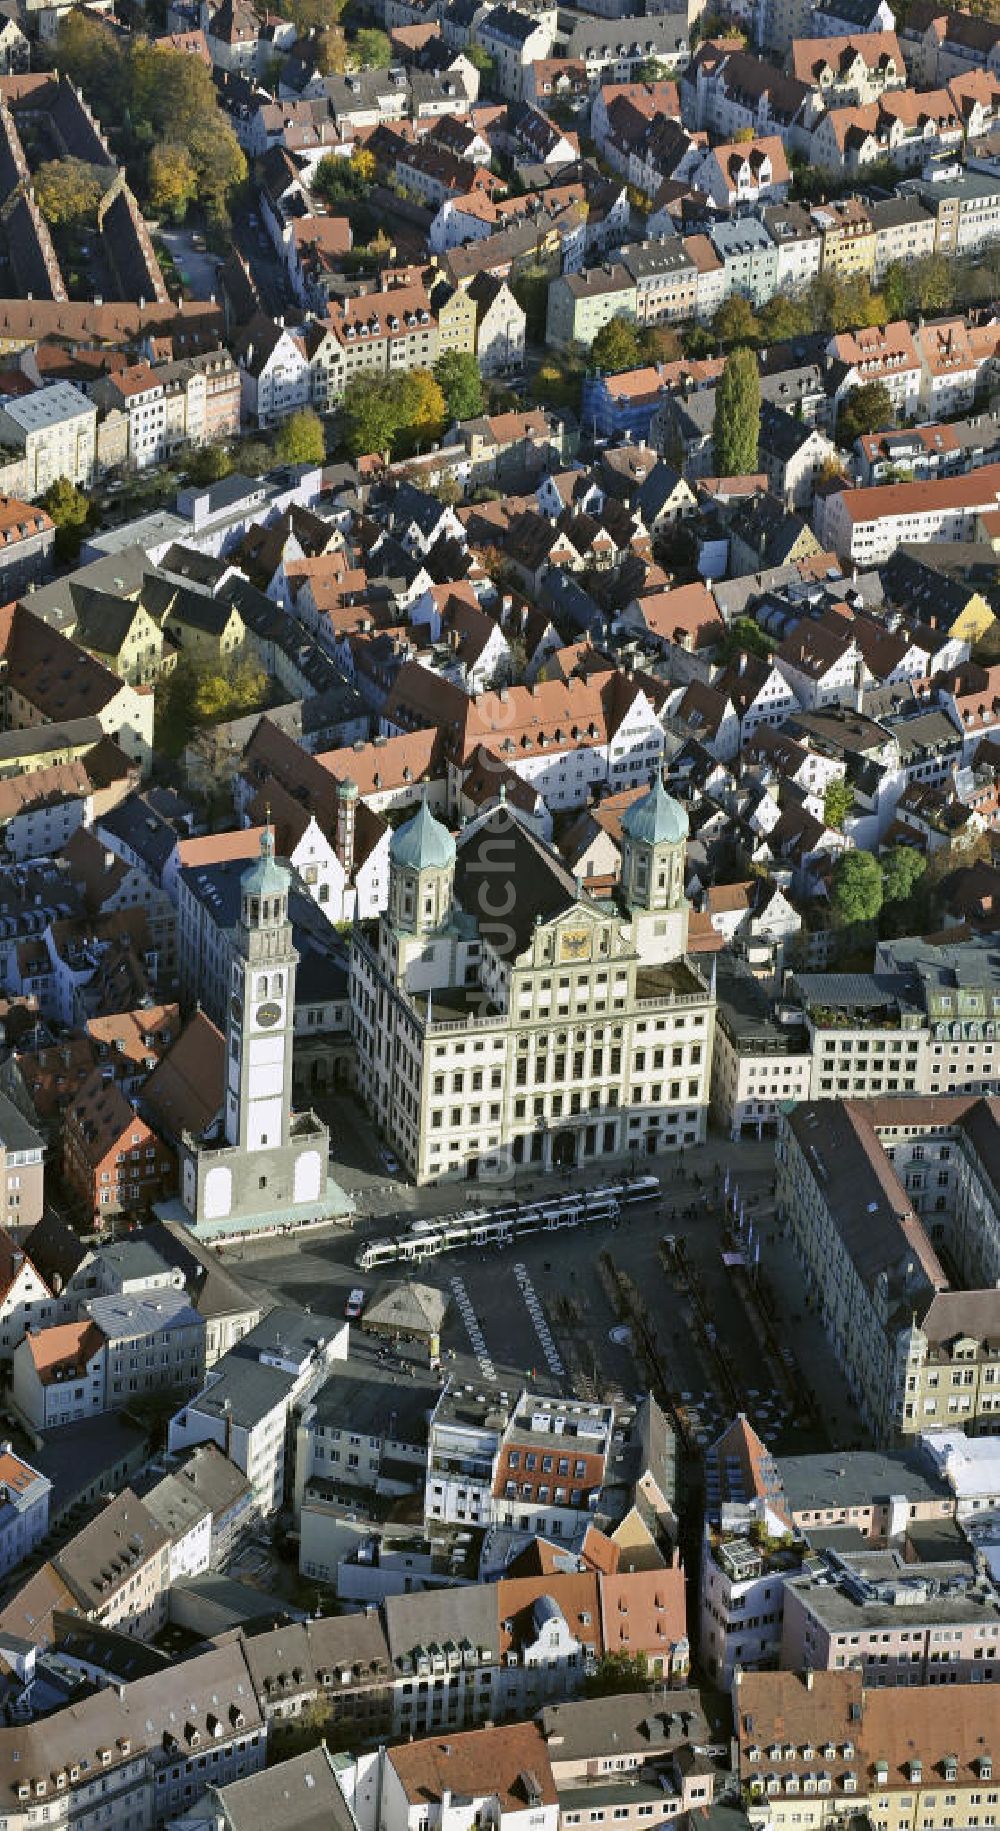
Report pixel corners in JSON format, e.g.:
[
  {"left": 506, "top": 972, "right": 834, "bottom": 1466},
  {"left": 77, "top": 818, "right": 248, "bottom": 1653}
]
[{"left": 345, "top": 1288, "right": 365, "bottom": 1320}]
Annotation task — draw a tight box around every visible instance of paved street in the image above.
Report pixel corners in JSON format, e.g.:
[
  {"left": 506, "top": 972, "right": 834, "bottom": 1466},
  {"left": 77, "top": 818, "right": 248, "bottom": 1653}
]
[
  {"left": 157, "top": 228, "right": 223, "bottom": 301},
  {"left": 222, "top": 1124, "right": 865, "bottom": 1459}
]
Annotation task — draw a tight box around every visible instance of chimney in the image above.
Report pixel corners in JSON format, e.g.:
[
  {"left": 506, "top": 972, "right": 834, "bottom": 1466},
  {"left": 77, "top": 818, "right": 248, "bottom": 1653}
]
[{"left": 334, "top": 777, "right": 358, "bottom": 875}]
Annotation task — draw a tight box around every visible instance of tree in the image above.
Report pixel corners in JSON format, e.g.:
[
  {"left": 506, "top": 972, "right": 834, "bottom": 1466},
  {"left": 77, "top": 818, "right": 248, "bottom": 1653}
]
[
  {"left": 584, "top": 1652, "right": 652, "bottom": 1697},
  {"left": 188, "top": 443, "right": 233, "bottom": 484},
  {"left": 147, "top": 142, "right": 198, "bottom": 222},
  {"left": 41, "top": 476, "right": 90, "bottom": 561},
  {"left": 831, "top": 850, "right": 883, "bottom": 927},
  {"left": 33, "top": 159, "right": 108, "bottom": 226},
  {"left": 882, "top": 260, "right": 910, "bottom": 323},
  {"left": 434, "top": 349, "right": 484, "bottom": 421},
  {"left": 313, "top": 147, "right": 375, "bottom": 203},
  {"left": 394, "top": 368, "right": 447, "bottom": 455},
  {"left": 757, "top": 292, "right": 810, "bottom": 345},
  {"left": 466, "top": 42, "right": 495, "bottom": 81},
  {"left": 713, "top": 293, "right": 759, "bottom": 347},
  {"left": 713, "top": 347, "right": 760, "bottom": 476},
  {"left": 188, "top": 120, "right": 246, "bottom": 224},
  {"left": 342, "top": 376, "right": 400, "bottom": 457},
  {"left": 823, "top": 777, "right": 854, "bottom": 831},
  {"left": 350, "top": 26, "right": 391, "bottom": 65},
  {"left": 286, "top": 0, "right": 346, "bottom": 34},
  {"left": 191, "top": 656, "right": 268, "bottom": 725},
  {"left": 531, "top": 360, "right": 582, "bottom": 412},
  {"left": 511, "top": 265, "right": 549, "bottom": 342},
  {"left": 275, "top": 408, "right": 326, "bottom": 465},
  {"left": 53, "top": 12, "right": 123, "bottom": 118},
  {"left": 638, "top": 324, "right": 682, "bottom": 364},
  {"left": 682, "top": 324, "right": 716, "bottom": 359},
  {"left": 882, "top": 844, "right": 927, "bottom": 904},
  {"left": 635, "top": 56, "right": 668, "bottom": 79},
  {"left": 837, "top": 379, "right": 894, "bottom": 446},
  {"left": 716, "top": 616, "right": 773, "bottom": 665},
  {"left": 908, "top": 252, "right": 956, "bottom": 315},
  {"left": 733, "top": 124, "right": 755, "bottom": 142},
  {"left": 127, "top": 41, "right": 221, "bottom": 143},
  {"left": 590, "top": 313, "right": 641, "bottom": 373}
]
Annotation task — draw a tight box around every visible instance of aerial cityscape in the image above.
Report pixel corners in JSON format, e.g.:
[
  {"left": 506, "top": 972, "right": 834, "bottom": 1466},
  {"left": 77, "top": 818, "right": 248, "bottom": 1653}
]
[{"left": 6, "top": 0, "right": 1000, "bottom": 1817}]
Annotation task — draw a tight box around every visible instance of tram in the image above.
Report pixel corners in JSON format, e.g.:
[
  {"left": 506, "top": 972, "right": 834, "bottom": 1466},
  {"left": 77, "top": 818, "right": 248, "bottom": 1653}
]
[{"left": 355, "top": 1174, "right": 660, "bottom": 1270}]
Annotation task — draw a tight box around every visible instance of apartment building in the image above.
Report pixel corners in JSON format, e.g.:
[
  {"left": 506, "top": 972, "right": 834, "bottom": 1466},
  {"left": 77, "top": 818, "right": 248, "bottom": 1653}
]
[
  {"left": 0, "top": 1447, "right": 49, "bottom": 1581},
  {"left": 539, "top": 1690, "right": 724, "bottom": 1827},
  {"left": 829, "top": 319, "right": 922, "bottom": 421},
  {"left": 379, "top": 1722, "right": 558, "bottom": 1831},
  {"left": 0, "top": 381, "right": 96, "bottom": 494},
  {"left": 762, "top": 203, "right": 823, "bottom": 292},
  {"left": 11, "top": 1290, "right": 202, "bottom": 1429},
  {"left": 546, "top": 264, "right": 637, "bottom": 349},
  {"left": 471, "top": 7, "right": 553, "bottom": 100},
  {"left": 383, "top": 1562, "right": 689, "bottom": 1739},
  {"left": 168, "top": 1306, "right": 349, "bottom": 1513},
  {"left": 915, "top": 317, "right": 983, "bottom": 417},
  {"left": 0, "top": 1097, "right": 45, "bottom": 1234},
  {"left": 711, "top": 956, "right": 812, "bottom": 1140},
  {"left": 623, "top": 240, "right": 698, "bottom": 324},
  {"left": 737, "top": 1669, "right": 1000, "bottom": 1831},
  {"left": 791, "top": 31, "right": 905, "bottom": 102},
  {"left": 708, "top": 216, "right": 780, "bottom": 307},
  {"left": 869, "top": 194, "right": 937, "bottom": 279},
  {"left": 62, "top": 1070, "right": 175, "bottom": 1229},
  {"left": 781, "top": 1546, "right": 1000, "bottom": 1685},
  {"left": 423, "top": 1385, "right": 616, "bottom": 1537},
  {"left": 907, "top": 169, "right": 1000, "bottom": 255},
  {"left": 700, "top": 1414, "right": 961, "bottom": 1687},
  {"left": 144, "top": 1440, "right": 255, "bottom": 1580},
  {"left": 50, "top": 1487, "right": 171, "bottom": 1638},
  {"left": 11, "top": 1318, "right": 106, "bottom": 1432},
  {"left": 351, "top": 786, "right": 715, "bottom": 1184},
  {"left": 818, "top": 462, "right": 1000, "bottom": 564},
  {"left": 91, "top": 360, "right": 211, "bottom": 470},
  {"left": 776, "top": 1094, "right": 1000, "bottom": 1445}
]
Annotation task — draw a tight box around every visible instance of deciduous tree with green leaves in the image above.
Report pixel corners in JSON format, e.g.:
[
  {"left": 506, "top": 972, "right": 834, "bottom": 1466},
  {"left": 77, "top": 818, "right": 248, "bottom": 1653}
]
[
  {"left": 274, "top": 408, "right": 326, "bottom": 466},
  {"left": 831, "top": 850, "right": 883, "bottom": 927},
  {"left": 350, "top": 27, "right": 391, "bottom": 65},
  {"left": 823, "top": 777, "right": 854, "bottom": 831},
  {"left": 713, "top": 346, "right": 760, "bottom": 476},
  {"left": 590, "top": 313, "right": 641, "bottom": 373},
  {"left": 837, "top": 379, "right": 894, "bottom": 447},
  {"left": 712, "top": 294, "right": 759, "bottom": 348},
  {"left": 433, "top": 350, "right": 484, "bottom": 421},
  {"left": 341, "top": 369, "right": 446, "bottom": 459},
  {"left": 41, "top": 476, "right": 91, "bottom": 562},
  {"left": 882, "top": 844, "right": 927, "bottom": 904}
]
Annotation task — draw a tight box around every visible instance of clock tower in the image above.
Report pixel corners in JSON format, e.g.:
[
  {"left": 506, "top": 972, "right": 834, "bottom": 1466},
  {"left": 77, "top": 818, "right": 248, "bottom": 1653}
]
[{"left": 225, "top": 820, "right": 298, "bottom": 1154}]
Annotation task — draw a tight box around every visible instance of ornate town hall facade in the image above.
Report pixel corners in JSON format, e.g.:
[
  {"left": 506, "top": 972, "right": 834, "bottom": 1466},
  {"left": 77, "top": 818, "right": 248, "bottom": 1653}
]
[{"left": 350, "top": 780, "right": 716, "bottom": 1184}]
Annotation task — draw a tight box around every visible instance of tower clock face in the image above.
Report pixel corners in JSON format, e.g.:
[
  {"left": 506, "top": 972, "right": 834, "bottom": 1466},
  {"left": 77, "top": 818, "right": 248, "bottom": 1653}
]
[{"left": 256, "top": 1001, "right": 281, "bottom": 1028}]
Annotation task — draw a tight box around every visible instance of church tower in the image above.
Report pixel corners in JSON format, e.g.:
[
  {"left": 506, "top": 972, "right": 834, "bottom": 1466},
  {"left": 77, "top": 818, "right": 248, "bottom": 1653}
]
[
  {"left": 620, "top": 774, "right": 690, "bottom": 962},
  {"left": 388, "top": 801, "right": 456, "bottom": 938},
  {"left": 225, "top": 821, "right": 298, "bottom": 1153}
]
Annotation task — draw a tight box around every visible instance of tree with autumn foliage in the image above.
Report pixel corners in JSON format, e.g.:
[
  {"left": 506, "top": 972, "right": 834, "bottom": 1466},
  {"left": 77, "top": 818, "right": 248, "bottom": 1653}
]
[
  {"left": 147, "top": 143, "right": 198, "bottom": 222},
  {"left": 33, "top": 158, "right": 109, "bottom": 226}
]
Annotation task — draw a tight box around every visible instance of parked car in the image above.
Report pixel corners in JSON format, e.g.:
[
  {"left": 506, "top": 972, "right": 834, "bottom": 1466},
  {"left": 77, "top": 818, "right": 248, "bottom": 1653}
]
[{"left": 345, "top": 1288, "right": 365, "bottom": 1320}]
